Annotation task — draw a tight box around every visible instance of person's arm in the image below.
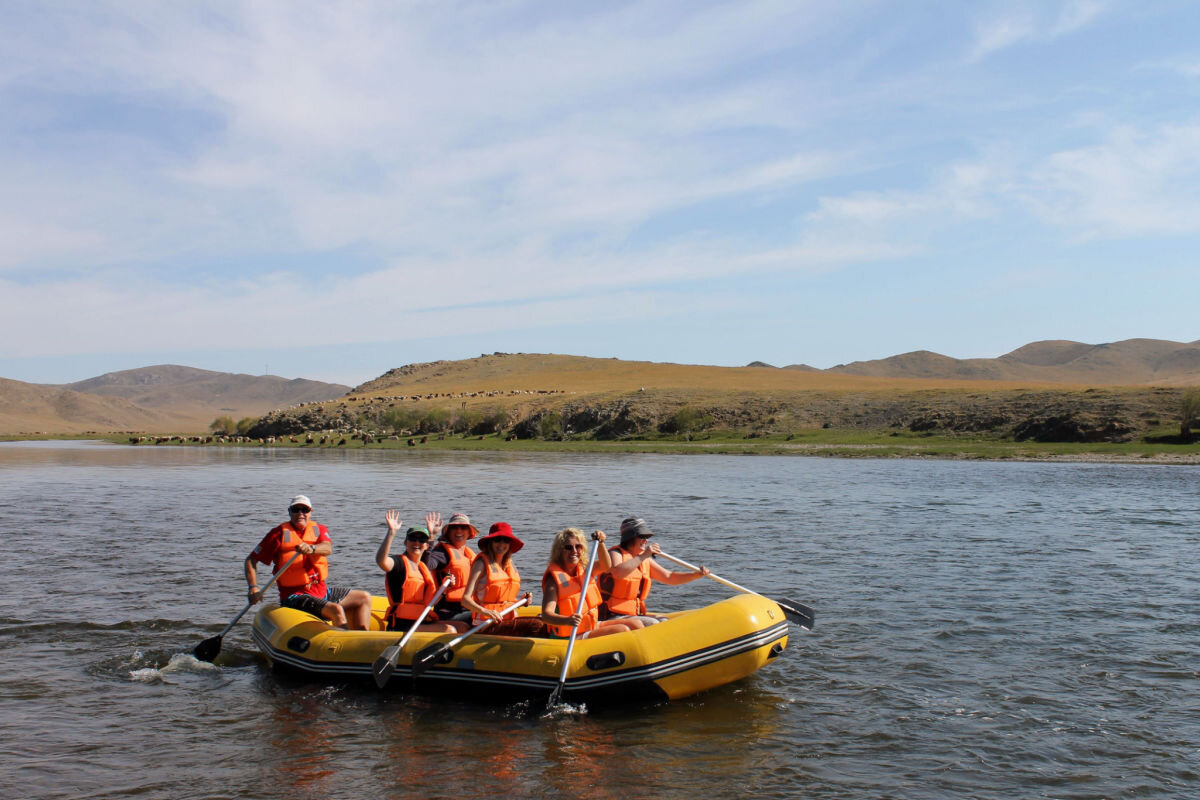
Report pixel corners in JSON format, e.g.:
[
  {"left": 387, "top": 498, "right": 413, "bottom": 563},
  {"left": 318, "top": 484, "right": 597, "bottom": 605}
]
[
  {"left": 309, "top": 532, "right": 331, "bottom": 557},
  {"left": 244, "top": 530, "right": 278, "bottom": 604},
  {"left": 607, "top": 545, "right": 652, "bottom": 579},
  {"left": 650, "top": 558, "right": 710, "bottom": 584},
  {"left": 592, "top": 531, "right": 613, "bottom": 573},
  {"left": 540, "top": 578, "right": 581, "bottom": 627},
  {"left": 244, "top": 553, "right": 262, "bottom": 604},
  {"left": 422, "top": 544, "right": 447, "bottom": 573},
  {"left": 460, "top": 560, "right": 498, "bottom": 622},
  {"left": 376, "top": 510, "right": 402, "bottom": 572}
]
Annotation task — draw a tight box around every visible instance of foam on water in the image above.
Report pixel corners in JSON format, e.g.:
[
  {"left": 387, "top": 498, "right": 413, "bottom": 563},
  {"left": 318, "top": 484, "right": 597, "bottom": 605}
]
[{"left": 127, "top": 651, "right": 219, "bottom": 683}]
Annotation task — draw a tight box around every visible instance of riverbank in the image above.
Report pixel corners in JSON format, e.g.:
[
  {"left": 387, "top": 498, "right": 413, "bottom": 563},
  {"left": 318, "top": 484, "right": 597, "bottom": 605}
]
[{"left": 36, "top": 429, "right": 1199, "bottom": 464}]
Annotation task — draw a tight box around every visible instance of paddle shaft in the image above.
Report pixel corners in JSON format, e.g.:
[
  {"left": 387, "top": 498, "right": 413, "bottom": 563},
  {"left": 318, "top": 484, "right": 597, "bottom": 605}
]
[
  {"left": 372, "top": 576, "right": 455, "bottom": 687},
  {"left": 446, "top": 595, "right": 530, "bottom": 648},
  {"left": 394, "top": 576, "right": 452, "bottom": 650},
  {"left": 657, "top": 550, "right": 814, "bottom": 629},
  {"left": 550, "top": 535, "right": 602, "bottom": 705},
  {"left": 218, "top": 550, "right": 303, "bottom": 638},
  {"left": 657, "top": 551, "right": 759, "bottom": 597}
]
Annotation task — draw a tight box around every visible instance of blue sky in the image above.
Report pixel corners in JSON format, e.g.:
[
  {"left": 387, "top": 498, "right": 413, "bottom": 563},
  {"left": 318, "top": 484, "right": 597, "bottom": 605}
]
[{"left": 2, "top": 1, "right": 1199, "bottom": 386}]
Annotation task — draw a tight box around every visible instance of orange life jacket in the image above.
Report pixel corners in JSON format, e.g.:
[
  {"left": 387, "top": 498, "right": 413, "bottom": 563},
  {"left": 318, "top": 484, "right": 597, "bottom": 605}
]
[
  {"left": 599, "top": 545, "right": 652, "bottom": 616},
  {"left": 433, "top": 542, "right": 476, "bottom": 602},
  {"left": 542, "top": 562, "right": 600, "bottom": 637},
  {"left": 472, "top": 554, "right": 520, "bottom": 622},
  {"left": 275, "top": 520, "right": 329, "bottom": 595},
  {"left": 385, "top": 554, "right": 437, "bottom": 625}
]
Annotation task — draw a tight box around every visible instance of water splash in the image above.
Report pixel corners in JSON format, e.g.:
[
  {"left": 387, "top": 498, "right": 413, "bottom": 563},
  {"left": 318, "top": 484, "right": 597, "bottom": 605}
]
[{"left": 128, "top": 651, "right": 219, "bottom": 683}]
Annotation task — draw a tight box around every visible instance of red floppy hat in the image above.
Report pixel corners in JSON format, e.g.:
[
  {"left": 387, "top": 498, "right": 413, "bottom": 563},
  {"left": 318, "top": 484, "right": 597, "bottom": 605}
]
[{"left": 478, "top": 521, "right": 524, "bottom": 554}]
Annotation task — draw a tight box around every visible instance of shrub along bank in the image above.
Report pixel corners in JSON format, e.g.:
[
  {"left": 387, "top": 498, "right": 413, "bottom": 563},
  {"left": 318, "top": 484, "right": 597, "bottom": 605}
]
[{"left": 241, "top": 385, "right": 1186, "bottom": 446}]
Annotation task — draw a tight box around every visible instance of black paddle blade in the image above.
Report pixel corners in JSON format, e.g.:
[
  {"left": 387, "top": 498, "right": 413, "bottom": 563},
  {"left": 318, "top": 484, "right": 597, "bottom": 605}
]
[
  {"left": 778, "top": 599, "right": 815, "bottom": 630},
  {"left": 410, "top": 642, "right": 449, "bottom": 679},
  {"left": 372, "top": 646, "right": 400, "bottom": 688},
  {"left": 193, "top": 635, "right": 222, "bottom": 663},
  {"left": 546, "top": 683, "right": 564, "bottom": 709}
]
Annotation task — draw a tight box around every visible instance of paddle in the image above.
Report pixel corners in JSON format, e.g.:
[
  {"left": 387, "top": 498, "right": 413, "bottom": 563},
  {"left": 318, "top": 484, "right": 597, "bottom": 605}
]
[
  {"left": 193, "top": 550, "right": 303, "bottom": 662},
  {"left": 546, "top": 534, "right": 603, "bottom": 709},
  {"left": 410, "top": 595, "right": 531, "bottom": 679},
  {"left": 371, "top": 576, "right": 453, "bottom": 688},
  {"left": 657, "top": 550, "right": 815, "bottom": 631}
]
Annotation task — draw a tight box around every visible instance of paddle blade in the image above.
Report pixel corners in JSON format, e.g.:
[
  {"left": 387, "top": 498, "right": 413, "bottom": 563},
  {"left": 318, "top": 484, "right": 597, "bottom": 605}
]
[
  {"left": 372, "top": 645, "right": 401, "bottom": 688},
  {"left": 778, "top": 599, "right": 815, "bottom": 630},
  {"left": 193, "top": 635, "right": 222, "bottom": 663},
  {"left": 410, "top": 642, "right": 449, "bottom": 679},
  {"left": 546, "top": 682, "right": 564, "bottom": 710}
]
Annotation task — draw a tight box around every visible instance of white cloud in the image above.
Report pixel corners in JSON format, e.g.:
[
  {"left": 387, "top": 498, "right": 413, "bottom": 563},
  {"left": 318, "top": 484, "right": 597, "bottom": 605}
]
[
  {"left": 802, "top": 157, "right": 1004, "bottom": 250},
  {"left": 0, "top": 214, "right": 110, "bottom": 270},
  {"left": 1019, "top": 124, "right": 1200, "bottom": 237},
  {"left": 968, "top": 0, "right": 1105, "bottom": 61},
  {"left": 2, "top": 0, "right": 1199, "bottom": 379}
]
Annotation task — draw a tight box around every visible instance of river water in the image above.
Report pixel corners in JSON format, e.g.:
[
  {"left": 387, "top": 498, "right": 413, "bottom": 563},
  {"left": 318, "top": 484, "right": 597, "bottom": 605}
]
[{"left": 1, "top": 442, "right": 1197, "bottom": 799}]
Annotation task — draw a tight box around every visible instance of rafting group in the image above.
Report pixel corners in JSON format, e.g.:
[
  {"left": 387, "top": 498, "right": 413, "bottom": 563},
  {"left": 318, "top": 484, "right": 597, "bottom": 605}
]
[{"left": 242, "top": 494, "right": 712, "bottom": 643}]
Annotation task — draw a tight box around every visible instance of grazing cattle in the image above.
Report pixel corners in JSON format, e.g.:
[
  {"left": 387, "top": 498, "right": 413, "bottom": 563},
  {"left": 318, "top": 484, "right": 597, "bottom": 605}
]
[
  {"left": 420, "top": 436, "right": 428, "bottom": 444},
  {"left": 319, "top": 436, "right": 327, "bottom": 444},
  {"left": 337, "top": 438, "right": 347, "bottom": 446}
]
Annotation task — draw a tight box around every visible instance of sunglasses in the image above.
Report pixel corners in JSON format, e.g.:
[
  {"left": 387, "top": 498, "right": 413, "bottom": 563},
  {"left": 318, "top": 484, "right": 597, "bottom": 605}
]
[
  {"left": 289, "top": 507, "right": 311, "bottom": 514},
  {"left": 564, "top": 543, "right": 585, "bottom": 552}
]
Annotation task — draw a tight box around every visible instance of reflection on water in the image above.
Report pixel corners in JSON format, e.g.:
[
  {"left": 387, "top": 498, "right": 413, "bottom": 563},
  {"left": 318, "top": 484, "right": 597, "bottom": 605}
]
[{"left": 1, "top": 443, "right": 1199, "bottom": 799}]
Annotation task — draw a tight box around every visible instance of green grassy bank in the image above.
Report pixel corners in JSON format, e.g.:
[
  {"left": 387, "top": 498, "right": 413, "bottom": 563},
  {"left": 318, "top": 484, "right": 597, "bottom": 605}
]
[{"left": 67, "top": 427, "right": 1200, "bottom": 463}]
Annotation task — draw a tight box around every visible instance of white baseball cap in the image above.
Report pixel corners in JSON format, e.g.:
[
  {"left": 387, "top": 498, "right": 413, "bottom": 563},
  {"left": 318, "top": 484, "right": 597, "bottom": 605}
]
[{"left": 288, "top": 495, "right": 313, "bottom": 511}]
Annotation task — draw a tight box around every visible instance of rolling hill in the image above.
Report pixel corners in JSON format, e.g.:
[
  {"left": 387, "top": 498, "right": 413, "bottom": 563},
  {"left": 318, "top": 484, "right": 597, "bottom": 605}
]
[
  {"left": 249, "top": 345, "right": 1196, "bottom": 445},
  {"left": 6, "top": 338, "right": 1200, "bottom": 437},
  {"left": 0, "top": 377, "right": 169, "bottom": 433},
  {"left": 1, "top": 366, "right": 349, "bottom": 434},
  {"left": 825, "top": 338, "right": 1200, "bottom": 385}
]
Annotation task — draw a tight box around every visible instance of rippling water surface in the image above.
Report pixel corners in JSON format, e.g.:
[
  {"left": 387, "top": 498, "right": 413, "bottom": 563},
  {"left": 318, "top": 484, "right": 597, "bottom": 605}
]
[{"left": 1, "top": 442, "right": 1198, "bottom": 799}]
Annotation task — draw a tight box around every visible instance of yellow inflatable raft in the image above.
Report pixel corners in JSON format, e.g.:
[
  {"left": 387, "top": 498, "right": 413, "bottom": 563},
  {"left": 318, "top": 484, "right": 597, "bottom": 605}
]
[{"left": 251, "top": 593, "right": 790, "bottom": 703}]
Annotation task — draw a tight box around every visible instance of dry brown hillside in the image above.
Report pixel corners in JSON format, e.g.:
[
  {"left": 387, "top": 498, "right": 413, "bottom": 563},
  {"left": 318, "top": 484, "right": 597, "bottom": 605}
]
[
  {"left": 249, "top": 352, "right": 1185, "bottom": 444},
  {"left": 0, "top": 366, "right": 349, "bottom": 434},
  {"left": 0, "top": 377, "right": 170, "bottom": 433},
  {"left": 63, "top": 365, "right": 349, "bottom": 418},
  {"left": 828, "top": 338, "right": 1200, "bottom": 385},
  {"left": 352, "top": 352, "right": 1065, "bottom": 397}
]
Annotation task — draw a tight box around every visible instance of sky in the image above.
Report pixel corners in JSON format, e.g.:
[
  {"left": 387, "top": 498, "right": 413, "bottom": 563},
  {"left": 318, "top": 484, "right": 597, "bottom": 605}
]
[{"left": 2, "top": 0, "right": 1200, "bottom": 387}]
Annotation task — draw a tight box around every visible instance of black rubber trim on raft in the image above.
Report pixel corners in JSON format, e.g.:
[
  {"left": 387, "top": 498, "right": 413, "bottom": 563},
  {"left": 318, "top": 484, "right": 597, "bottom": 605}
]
[{"left": 252, "top": 619, "right": 788, "bottom": 696}]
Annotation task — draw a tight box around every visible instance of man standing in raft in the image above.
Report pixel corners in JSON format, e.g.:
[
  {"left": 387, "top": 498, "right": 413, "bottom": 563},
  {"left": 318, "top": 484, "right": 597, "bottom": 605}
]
[
  {"left": 244, "top": 494, "right": 373, "bottom": 630},
  {"left": 421, "top": 512, "right": 478, "bottom": 623},
  {"left": 599, "top": 516, "right": 710, "bottom": 625}
]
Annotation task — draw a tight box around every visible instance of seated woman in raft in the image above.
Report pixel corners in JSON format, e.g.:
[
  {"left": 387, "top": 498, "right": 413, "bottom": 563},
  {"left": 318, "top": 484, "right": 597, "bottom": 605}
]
[
  {"left": 376, "top": 510, "right": 466, "bottom": 634},
  {"left": 460, "top": 522, "right": 539, "bottom": 636},
  {"left": 541, "top": 528, "right": 644, "bottom": 639}
]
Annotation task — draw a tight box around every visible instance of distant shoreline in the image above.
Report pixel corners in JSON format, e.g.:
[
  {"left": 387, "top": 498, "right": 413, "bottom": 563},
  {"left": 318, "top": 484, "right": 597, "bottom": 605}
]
[{"left": 6, "top": 432, "right": 1200, "bottom": 465}]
